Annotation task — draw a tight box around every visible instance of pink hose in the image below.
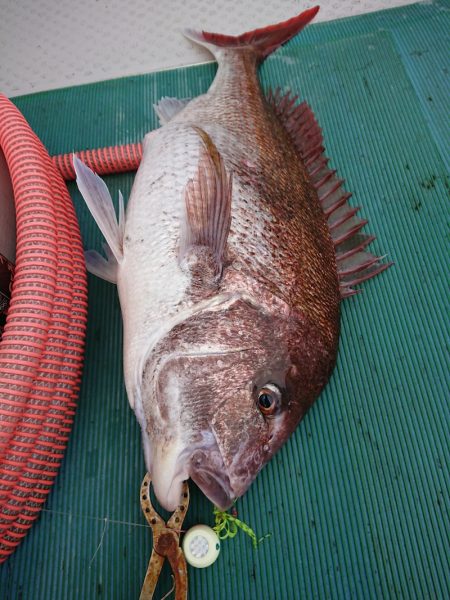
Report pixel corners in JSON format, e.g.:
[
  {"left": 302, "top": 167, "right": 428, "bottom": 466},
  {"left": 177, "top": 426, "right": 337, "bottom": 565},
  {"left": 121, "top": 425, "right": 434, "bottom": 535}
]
[
  {"left": 53, "top": 142, "right": 143, "bottom": 181},
  {"left": 0, "top": 94, "right": 88, "bottom": 561},
  {"left": 0, "top": 93, "right": 145, "bottom": 561}
]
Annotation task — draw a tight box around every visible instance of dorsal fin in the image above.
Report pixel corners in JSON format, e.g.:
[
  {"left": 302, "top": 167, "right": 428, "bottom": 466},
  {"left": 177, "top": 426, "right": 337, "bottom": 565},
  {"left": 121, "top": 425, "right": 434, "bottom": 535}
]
[
  {"left": 179, "top": 128, "right": 232, "bottom": 281},
  {"left": 267, "top": 88, "right": 392, "bottom": 297}
]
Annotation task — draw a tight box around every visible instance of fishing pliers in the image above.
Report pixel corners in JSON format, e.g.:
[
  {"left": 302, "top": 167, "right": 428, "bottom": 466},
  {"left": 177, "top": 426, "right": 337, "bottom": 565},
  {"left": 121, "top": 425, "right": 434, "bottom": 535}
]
[{"left": 139, "top": 473, "right": 190, "bottom": 600}]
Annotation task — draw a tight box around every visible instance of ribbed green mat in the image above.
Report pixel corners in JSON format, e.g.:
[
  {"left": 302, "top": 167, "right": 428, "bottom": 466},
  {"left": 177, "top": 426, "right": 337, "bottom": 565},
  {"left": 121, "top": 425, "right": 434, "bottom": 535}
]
[{"left": 2, "top": 2, "right": 449, "bottom": 598}]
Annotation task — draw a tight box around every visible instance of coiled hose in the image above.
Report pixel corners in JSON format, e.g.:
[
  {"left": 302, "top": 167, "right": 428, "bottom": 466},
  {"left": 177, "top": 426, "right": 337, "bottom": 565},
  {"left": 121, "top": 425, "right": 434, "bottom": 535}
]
[{"left": 0, "top": 94, "right": 142, "bottom": 561}]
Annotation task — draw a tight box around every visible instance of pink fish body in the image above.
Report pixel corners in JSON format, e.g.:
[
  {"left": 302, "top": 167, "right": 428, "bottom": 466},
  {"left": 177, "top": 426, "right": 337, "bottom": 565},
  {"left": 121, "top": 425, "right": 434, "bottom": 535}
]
[{"left": 75, "top": 7, "right": 390, "bottom": 510}]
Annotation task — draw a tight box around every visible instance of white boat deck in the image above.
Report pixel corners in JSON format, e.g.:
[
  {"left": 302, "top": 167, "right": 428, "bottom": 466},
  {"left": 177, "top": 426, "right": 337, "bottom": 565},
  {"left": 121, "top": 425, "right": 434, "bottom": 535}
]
[{"left": 1, "top": 0, "right": 417, "bottom": 97}]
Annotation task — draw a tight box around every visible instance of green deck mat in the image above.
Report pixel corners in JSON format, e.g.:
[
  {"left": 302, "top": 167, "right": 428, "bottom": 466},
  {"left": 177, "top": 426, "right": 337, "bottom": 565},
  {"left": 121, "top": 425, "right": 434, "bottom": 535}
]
[{"left": 1, "top": 1, "right": 449, "bottom": 598}]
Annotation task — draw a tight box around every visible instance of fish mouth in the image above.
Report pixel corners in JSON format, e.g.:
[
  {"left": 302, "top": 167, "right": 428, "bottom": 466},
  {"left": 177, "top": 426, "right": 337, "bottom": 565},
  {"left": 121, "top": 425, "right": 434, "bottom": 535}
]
[
  {"left": 190, "top": 461, "right": 234, "bottom": 510},
  {"left": 186, "top": 438, "right": 236, "bottom": 510},
  {"left": 146, "top": 433, "right": 235, "bottom": 511}
]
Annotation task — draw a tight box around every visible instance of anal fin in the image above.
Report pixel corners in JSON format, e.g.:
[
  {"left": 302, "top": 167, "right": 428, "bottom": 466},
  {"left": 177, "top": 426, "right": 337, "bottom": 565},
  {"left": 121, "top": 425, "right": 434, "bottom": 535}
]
[
  {"left": 154, "top": 97, "right": 191, "bottom": 126},
  {"left": 267, "top": 88, "right": 392, "bottom": 297}
]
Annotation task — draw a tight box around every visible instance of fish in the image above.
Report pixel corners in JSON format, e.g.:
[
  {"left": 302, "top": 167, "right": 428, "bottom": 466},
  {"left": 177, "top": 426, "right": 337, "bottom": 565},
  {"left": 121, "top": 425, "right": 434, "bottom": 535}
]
[{"left": 74, "top": 6, "right": 391, "bottom": 511}]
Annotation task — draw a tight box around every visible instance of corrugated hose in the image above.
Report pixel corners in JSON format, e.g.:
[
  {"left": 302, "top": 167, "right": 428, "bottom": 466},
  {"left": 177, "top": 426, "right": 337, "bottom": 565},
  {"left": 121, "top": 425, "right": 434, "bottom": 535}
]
[{"left": 0, "top": 93, "right": 142, "bottom": 561}]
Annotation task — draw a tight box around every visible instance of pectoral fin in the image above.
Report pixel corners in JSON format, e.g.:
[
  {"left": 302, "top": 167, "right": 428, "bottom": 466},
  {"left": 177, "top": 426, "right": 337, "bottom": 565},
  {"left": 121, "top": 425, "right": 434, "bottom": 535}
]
[
  {"left": 73, "top": 155, "right": 124, "bottom": 282},
  {"left": 85, "top": 245, "right": 119, "bottom": 284},
  {"left": 179, "top": 129, "right": 232, "bottom": 280}
]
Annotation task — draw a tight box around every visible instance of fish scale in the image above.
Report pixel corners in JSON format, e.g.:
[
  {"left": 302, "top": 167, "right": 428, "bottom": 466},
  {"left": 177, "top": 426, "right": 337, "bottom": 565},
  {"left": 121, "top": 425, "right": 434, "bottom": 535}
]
[
  {"left": 174, "top": 76, "right": 340, "bottom": 335},
  {"left": 119, "top": 125, "right": 202, "bottom": 401},
  {"left": 74, "top": 6, "right": 390, "bottom": 512}
]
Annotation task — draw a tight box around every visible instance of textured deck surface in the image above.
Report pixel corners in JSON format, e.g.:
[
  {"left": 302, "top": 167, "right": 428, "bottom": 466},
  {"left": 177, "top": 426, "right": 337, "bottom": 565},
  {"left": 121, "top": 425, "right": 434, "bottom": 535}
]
[
  {"left": 1, "top": 1, "right": 449, "bottom": 598},
  {"left": 0, "top": 0, "right": 418, "bottom": 96}
]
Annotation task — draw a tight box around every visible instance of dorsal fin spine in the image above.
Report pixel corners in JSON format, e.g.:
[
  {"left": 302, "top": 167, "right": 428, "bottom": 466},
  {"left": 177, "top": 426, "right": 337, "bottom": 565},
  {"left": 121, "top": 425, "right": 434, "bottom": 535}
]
[{"left": 267, "top": 88, "right": 392, "bottom": 296}]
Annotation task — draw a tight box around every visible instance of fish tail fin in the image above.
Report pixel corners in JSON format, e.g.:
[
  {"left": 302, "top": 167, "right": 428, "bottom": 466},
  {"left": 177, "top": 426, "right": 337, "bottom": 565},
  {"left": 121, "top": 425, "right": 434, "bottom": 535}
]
[
  {"left": 184, "top": 6, "right": 319, "bottom": 62},
  {"left": 73, "top": 155, "right": 124, "bottom": 282}
]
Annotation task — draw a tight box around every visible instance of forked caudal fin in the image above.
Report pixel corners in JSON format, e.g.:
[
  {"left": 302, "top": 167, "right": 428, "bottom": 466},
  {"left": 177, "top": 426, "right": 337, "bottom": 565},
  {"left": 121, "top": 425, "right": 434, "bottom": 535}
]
[
  {"left": 184, "top": 6, "right": 320, "bottom": 61},
  {"left": 266, "top": 88, "right": 393, "bottom": 297},
  {"left": 73, "top": 155, "right": 124, "bottom": 283}
]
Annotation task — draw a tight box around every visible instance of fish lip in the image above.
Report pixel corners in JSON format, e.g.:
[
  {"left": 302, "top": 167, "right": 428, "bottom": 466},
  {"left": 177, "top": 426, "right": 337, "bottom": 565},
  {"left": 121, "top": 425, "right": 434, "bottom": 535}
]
[
  {"left": 187, "top": 441, "right": 235, "bottom": 510},
  {"left": 190, "top": 466, "right": 234, "bottom": 510}
]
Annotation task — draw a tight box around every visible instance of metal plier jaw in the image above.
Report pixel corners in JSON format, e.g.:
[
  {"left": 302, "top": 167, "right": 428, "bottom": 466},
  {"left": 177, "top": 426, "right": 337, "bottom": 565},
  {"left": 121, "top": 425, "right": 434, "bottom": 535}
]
[{"left": 139, "top": 473, "right": 190, "bottom": 600}]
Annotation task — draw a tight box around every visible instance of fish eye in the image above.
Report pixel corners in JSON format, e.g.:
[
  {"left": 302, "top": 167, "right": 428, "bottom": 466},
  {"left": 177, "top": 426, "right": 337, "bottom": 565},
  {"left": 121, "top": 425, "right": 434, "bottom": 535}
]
[{"left": 257, "top": 383, "right": 281, "bottom": 416}]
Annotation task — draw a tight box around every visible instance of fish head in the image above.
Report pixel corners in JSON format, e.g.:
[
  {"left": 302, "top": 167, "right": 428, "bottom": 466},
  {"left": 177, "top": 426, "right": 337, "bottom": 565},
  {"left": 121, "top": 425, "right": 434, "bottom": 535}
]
[{"left": 139, "top": 295, "right": 337, "bottom": 511}]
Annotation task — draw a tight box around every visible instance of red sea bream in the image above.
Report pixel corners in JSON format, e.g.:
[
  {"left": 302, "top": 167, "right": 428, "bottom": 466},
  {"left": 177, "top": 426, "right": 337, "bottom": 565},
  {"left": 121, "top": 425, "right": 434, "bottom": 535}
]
[{"left": 74, "top": 7, "right": 390, "bottom": 510}]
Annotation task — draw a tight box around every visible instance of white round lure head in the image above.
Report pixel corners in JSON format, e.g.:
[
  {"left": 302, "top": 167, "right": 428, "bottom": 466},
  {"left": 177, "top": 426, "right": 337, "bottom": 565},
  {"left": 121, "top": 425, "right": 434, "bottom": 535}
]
[{"left": 182, "top": 525, "right": 220, "bottom": 568}]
